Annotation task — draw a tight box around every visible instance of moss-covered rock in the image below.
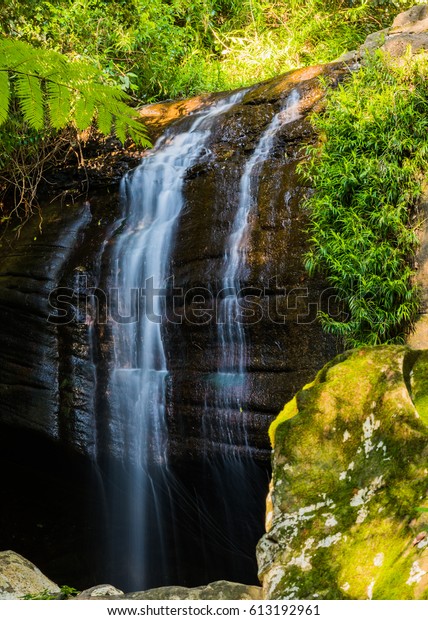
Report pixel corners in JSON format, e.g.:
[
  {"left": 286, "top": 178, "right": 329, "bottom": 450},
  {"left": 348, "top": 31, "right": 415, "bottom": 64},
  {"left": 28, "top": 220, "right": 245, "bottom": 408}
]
[{"left": 257, "top": 346, "right": 428, "bottom": 599}]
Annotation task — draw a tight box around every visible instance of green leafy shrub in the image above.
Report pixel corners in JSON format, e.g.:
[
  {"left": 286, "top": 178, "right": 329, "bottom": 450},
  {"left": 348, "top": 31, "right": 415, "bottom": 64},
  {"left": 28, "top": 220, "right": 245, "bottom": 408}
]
[
  {"left": 0, "top": 0, "right": 229, "bottom": 101},
  {"left": 0, "top": 0, "right": 421, "bottom": 102},
  {"left": 0, "top": 1, "right": 424, "bottom": 230},
  {"left": 300, "top": 51, "right": 428, "bottom": 347}
]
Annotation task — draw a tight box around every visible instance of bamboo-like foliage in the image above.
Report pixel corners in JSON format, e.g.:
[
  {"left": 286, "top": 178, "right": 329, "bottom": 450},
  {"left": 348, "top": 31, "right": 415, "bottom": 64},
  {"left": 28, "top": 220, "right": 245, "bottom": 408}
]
[
  {"left": 300, "top": 51, "right": 428, "bottom": 347},
  {"left": 0, "top": 37, "right": 150, "bottom": 146}
]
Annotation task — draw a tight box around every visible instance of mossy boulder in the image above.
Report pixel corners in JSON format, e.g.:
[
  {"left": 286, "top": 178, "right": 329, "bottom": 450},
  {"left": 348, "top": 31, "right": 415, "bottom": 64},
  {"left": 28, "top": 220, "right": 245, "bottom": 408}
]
[{"left": 257, "top": 346, "right": 428, "bottom": 599}]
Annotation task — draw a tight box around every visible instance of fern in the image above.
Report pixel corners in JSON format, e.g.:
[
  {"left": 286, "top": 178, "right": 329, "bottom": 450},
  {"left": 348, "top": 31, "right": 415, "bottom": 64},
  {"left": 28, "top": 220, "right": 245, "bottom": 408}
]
[
  {"left": 46, "top": 81, "right": 71, "bottom": 130},
  {"left": 0, "top": 70, "right": 9, "bottom": 124},
  {"left": 15, "top": 73, "right": 44, "bottom": 130},
  {"left": 74, "top": 94, "right": 97, "bottom": 131},
  {"left": 0, "top": 36, "right": 150, "bottom": 227},
  {"left": 0, "top": 37, "right": 150, "bottom": 146}
]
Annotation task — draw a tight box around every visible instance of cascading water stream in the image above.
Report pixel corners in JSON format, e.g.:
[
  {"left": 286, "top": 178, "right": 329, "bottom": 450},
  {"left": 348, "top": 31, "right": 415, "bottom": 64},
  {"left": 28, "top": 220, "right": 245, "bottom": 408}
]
[
  {"left": 197, "top": 88, "right": 302, "bottom": 579},
  {"left": 215, "top": 87, "right": 302, "bottom": 445},
  {"left": 105, "top": 91, "right": 244, "bottom": 590}
]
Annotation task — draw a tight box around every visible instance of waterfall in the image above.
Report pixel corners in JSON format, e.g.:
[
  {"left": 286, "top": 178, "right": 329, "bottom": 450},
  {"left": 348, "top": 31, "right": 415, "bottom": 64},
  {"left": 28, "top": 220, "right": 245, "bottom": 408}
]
[
  {"left": 214, "top": 87, "right": 302, "bottom": 446},
  {"left": 195, "top": 87, "right": 302, "bottom": 581},
  {"left": 105, "top": 91, "right": 244, "bottom": 590}
]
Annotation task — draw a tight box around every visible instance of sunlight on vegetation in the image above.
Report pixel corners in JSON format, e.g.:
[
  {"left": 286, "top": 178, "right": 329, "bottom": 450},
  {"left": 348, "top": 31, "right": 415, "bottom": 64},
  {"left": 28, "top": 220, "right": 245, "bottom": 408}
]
[
  {"left": 0, "top": 39, "right": 150, "bottom": 141},
  {"left": 301, "top": 51, "right": 428, "bottom": 347},
  {"left": 0, "top": 0, "right": 421, "bottom": 101}
]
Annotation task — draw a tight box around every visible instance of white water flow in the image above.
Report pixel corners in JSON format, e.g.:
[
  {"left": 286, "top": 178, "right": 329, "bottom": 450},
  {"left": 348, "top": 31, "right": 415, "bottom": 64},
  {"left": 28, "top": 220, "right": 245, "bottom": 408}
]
[
  {"left": 108, "top": 91, "right": 244, "bottom": 588},
  {"left": 216, "top": 88, "right": 301, "bottom": 445}
]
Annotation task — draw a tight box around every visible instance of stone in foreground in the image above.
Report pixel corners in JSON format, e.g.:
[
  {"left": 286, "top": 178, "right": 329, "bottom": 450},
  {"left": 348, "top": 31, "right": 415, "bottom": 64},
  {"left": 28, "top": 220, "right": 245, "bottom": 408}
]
[
  {"left": 258, "top": 346, "right": 428, "bottom": 599},
  {"left": 76, "top": 584, "right": 125, "bottom": 599},
  {"left": 0, "top": 550, "right": 60, "bottom": 599},
  {"left": 123, "top": 581, "right": 262, "bottom": 600},
  {"left": 78, "top": 580, "right": 262, "bottom": 600}
]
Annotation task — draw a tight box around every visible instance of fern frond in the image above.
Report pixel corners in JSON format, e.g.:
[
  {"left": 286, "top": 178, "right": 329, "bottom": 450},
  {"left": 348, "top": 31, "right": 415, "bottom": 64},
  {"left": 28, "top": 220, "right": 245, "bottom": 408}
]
[
  {"left": 15, "top": 73, "right": 44, "bottom": 130},
  {"left": 0, "top": 39, "right": 29, "bottom": 69},
  {"left": 96, "top": 105, "right": 113, "bottom": 136},
  {"left": 46, "top": 80, "right": 71, "bottom": 129},
  {"left": 74, "top": 94, "right": 97, "bottom": 131},
  {"left": 120, "top": 115, "right": 150, "bottom": 146},
  {"left": 0, "top": 36, "right": 150, "bottom": 144},
  {"left": 0, "top": 71, "right": 10, "bottom": 125},
  {"left": 114, "top": 116, "right": 128, "bottom": 144},
  {"left": 107, "top": 97, "right": 150, "bottom": 146},
  {"left": 33, "top": 47, "right": 69, "bottom": 80}
]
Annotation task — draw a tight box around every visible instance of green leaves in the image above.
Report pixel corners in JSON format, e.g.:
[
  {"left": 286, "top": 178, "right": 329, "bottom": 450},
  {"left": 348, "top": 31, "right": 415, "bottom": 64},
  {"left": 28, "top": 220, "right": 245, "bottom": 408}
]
[
  {"left": 1, "top": 0, "right": 414, "bottom": 102},
  {"left": 0, "top": 35, "right": 151, "bottom": 224},
  {"left": 0, "top": 70, "right": 9, "bottom": 125},
  {"left": 46, "top": 80, "right": 72, "bottom": 129},
  {"left": 15, "top": 73, "right": 44, "bottom": 130},
  {"left": 74, "top": 95, "right": 96, "bottom": 131},
  {"left": 0, "top": 37, "right": 150, "bottom": 146},
  {"left": 300, "top": 53, "right": 428, "bottom": 348}
]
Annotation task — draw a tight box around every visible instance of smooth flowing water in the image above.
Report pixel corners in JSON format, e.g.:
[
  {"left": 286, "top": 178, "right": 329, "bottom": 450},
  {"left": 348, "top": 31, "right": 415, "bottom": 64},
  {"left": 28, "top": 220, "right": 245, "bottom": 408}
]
[
  {"left": 196, "top": 88, "right": 302, "bottom": 581},
  {"left": 106, "top": 92, "right": 244, "bottom": 590},
  {"left": 215, "top": 88, "right": 302, "bottom": 440}
]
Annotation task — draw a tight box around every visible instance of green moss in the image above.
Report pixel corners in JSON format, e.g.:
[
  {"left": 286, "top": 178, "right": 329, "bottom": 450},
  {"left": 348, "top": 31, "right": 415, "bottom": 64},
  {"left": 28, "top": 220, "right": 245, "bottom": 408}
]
[
  {"left": 334, "top": 519, "right": 412, "bottom": 599},
  {"left": 269, "top": 395, "right": 299, "bottom": 448},
  {"left": 259, "top": 346, "right": 428, "bottom": 599},
  {"left": 411, "top": 351, "right": 428, "bottom": 426}
]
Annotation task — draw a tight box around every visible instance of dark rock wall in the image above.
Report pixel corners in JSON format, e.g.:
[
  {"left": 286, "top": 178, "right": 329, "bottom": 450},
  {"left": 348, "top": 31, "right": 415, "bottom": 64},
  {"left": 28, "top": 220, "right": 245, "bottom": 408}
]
[
  {"left": 0, "top": 192, "right": 126, "bottom": 457},
  {"left": 0, "top": 205, "right": 90, "bottom": 442}
]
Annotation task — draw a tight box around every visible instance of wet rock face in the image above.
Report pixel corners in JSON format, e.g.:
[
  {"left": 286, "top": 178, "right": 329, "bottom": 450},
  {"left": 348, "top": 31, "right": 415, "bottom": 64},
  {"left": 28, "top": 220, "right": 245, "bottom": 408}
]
[
  {"left": 0, "top": 195, "right": 120, "bottom": 456},
  {"left": 0, "top": 204, "right": 91, "bottom": 447},
  {"left": 0, "top": 4, "right": 426, "bottom": 592},
  {"left": 0, "top": 61, "right": 345, "bottom": 589},
  {"left": 258, "top": 346, "right": 428, "bottom": 600},
  {"left": 2, "top": 6, "right": 428, "bottom": 465}
]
